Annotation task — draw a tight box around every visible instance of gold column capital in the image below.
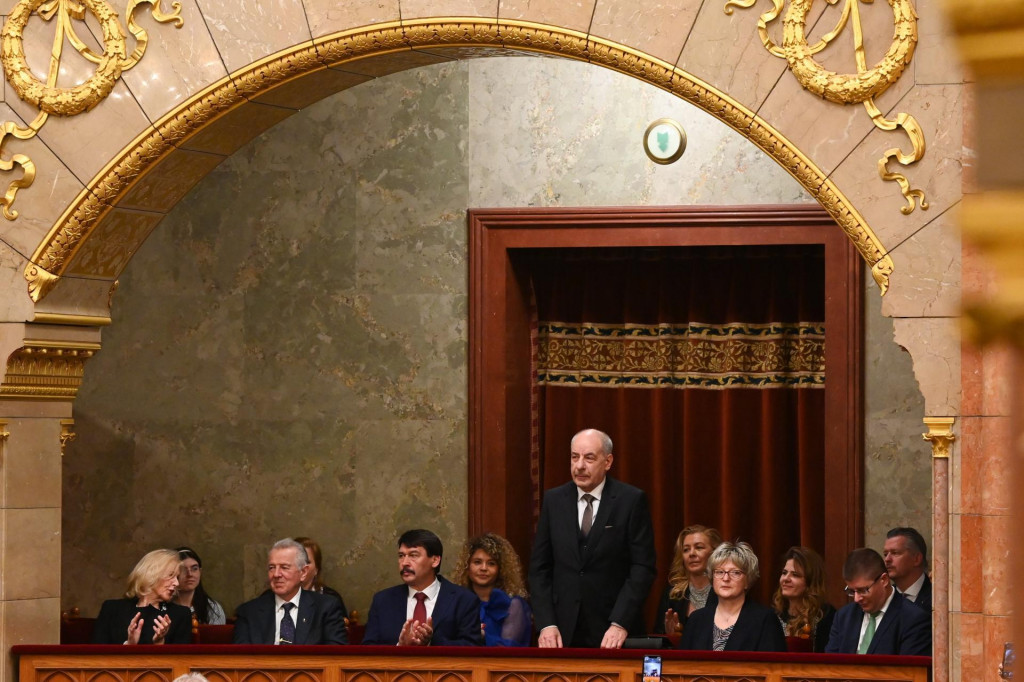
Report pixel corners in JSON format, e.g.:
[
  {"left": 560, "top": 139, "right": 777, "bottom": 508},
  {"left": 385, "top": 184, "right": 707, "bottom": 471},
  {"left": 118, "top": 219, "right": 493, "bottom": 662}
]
[
  {"left": 0, "top": 418, "right": 9, "bottom": 441},
  {"left": 59, "top": 418, "right": 75, "bottom": 455},
  {"left": 923, "top": 417, "right": 956, "bottom": 459}
]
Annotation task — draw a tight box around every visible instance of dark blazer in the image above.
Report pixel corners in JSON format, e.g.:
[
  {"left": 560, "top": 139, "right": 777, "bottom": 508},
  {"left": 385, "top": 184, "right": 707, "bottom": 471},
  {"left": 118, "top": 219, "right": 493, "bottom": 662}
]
[
  {"left": 678, "top": 599, "right": 787, "bottom": 652},
  {"left": 92, "top": 598, "right": 192, "bottom": 644},
  {"left": 528, "top": 476, "right": 656, "bottom": 647},
  {"left": 913, "top": 575, "right": 932, "bottom": 612},
  {"left": 233, "top": 589, "right": 348, "bottom": 644},
  {"left": 362, "top": 576, "right": 482, "bottom": 646},
  {"left": 824, "top": 588, "right": 931, "bottom": 655}
]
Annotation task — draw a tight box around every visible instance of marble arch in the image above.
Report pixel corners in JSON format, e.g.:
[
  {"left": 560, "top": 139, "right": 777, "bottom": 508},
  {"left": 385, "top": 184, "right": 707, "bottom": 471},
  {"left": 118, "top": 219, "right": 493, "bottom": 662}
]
[{"left": 0, "top": 3, "right": 971, "bottom": 682}]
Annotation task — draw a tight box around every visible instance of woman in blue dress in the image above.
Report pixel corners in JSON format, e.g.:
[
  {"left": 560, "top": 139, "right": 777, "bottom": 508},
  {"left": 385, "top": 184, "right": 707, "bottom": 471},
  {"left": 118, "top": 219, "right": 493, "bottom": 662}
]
[{"left": 453, "top": 533, "right": 532, "bottom": 646}]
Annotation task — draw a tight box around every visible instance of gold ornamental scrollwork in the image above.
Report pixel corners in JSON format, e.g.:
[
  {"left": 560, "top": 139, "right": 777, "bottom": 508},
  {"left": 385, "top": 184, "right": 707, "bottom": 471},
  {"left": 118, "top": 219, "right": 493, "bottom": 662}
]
[
  {"left": 59, "top": 418, "right": 76, "bottom": 455},
  {"left": 0, "top": 0, "right": 183, "bottom": 220},
  {"left": 724, "top": 0, "right": 928, "bottom": 215},
  {"left": 923, "top": 416, "right": 955, "bottom": 459}
]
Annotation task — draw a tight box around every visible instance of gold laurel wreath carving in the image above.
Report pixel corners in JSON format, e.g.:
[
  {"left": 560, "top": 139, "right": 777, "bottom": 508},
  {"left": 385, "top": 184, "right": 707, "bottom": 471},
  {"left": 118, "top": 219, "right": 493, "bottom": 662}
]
[
  {"left": 24, "top": 18, "right": 896, "bottom": 304},
  {"left": 724, "top": 0, "right": 928, "bottom": 215},
  {"left": 0, "top": 0, "right": 182, "bottom": 220}
]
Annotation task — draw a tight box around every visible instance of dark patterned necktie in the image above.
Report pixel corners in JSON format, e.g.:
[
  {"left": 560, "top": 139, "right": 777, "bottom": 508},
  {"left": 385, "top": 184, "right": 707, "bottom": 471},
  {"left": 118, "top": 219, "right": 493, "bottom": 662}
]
[
  {"left": 581, "top": 494, "right": 595, "bottom": 537},
  {"left": 280, "top": 603, "right": 296, "bottom": 644},
  {"left": 413, "top": 592, "right": 427, "bottom": 624}
]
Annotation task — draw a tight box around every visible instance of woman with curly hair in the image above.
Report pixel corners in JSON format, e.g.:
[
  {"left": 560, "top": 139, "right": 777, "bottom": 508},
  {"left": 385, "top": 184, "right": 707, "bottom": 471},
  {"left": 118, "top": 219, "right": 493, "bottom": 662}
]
[
  {"left": 654, "top": 525, "right": 722, "bottom": 635},
  {"left": 772, "top": 546, "right": 835, "bottom": 652},
  {"left": 453, "top": 533, "right": 532, "bottom": 646}
]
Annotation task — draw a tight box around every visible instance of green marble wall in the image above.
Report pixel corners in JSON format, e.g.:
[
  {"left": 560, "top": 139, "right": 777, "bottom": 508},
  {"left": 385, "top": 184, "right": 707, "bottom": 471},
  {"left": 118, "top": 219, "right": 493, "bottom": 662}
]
[{"left": 63, "top": 57, "right": 928, "bottom": 618}]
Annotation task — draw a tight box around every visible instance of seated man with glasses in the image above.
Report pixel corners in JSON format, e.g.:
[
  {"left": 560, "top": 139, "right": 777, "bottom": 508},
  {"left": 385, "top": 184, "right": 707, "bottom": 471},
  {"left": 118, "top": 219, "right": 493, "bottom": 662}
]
[{"left": 824, "top": 548, "right": 931, "bottom": 655}]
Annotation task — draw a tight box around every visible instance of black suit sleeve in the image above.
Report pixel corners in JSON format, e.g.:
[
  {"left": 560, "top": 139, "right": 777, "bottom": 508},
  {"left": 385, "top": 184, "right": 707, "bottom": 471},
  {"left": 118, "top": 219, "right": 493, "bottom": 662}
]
[
  {"left": 319, "top": 594, "right": 349, "bottom": 645},
  {"left": 608, "top": 489, "right": 656, "bottom": 628},
  {"left": 361, "top": 592, "right": 390, "bottom": 645},
  {"left": 897, "top": 602, "right": 932, "bottom": 656},
  {"left": 528, "top": 491, "right": 557, "bottom": 632},
  {"left": 433, "top": 590, "right": 483, "bottom": 646},
  {"left": 750, "top": 607, "right": 787, "bottom": 652},
  {"left": 166, "top": 605, "right": 193, "bottom": 644},
  {"left": 92, "top": 600, "right": 123, "bottom": 644},
  {"left": 232, "top": 602, "right": 255, "bottom": 644}
]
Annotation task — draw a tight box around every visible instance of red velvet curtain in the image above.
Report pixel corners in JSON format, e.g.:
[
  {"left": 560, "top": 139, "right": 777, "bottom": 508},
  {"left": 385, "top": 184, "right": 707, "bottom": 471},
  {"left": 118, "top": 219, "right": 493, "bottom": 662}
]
[{"left": 528, "top": 245, "right": 825, "bottom": 615}]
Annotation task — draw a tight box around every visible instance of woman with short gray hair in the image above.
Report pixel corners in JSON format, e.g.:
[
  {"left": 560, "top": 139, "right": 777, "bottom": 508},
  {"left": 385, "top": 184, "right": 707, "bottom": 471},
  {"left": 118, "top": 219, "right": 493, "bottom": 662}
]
[{"left": 678, "top": 541, "right": 787, "bottom": 652}]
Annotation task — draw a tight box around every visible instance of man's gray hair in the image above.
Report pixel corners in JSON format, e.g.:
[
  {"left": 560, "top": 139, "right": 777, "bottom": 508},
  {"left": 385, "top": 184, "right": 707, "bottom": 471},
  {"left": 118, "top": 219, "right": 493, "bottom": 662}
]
[
  {"left": 572, "top": 428, "right": 613, "bottom": 455},
  {"left": 271, "top": 538, "right": 309, "bottom": 568},
  {"left": 173, "top": 675, "right": 209, "bottom": 682}
]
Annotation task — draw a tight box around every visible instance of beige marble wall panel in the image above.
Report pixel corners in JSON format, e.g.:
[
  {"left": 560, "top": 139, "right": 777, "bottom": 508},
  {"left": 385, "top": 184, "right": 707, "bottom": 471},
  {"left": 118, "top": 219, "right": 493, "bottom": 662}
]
[
  {"left": 961, "top": 84, "right": 977, "bottom": 193},
  {"left": 64, "top": 209, "right": 165, "bottom": 280},
  {"left": 830, "top": 83, "right": 963, "bottom": 248},
  {"left": 253, "top": 67, "right": 372, "bottom": 109},
  {"left": 178, "top": 102, "right": 296, "bottom": 156},
  {"left": 892, "top": 316, "right": 961, "bottom": 415},
  {"left": 1, "top": 596, "right": 59, "bottom": 645},
  {"left": 0, "top": 106, "right": 84, "bottom": 261},
  {"left": 677, "top": 1, "right": 827, "bottom": 112},
  {"left": 0, "top": 243, "right": 33, "bottom": 322},
  {"left": 1, "top": 419, "right": 61, "bottom": 509},
  {"left": 1, "top": 508, "right": 61, "bottom": 600},
  {"left": 303, "top": 0, "right": 401, "bottom": 39},
  {"left": 6, "top": 86, "right": 153, "bottom": 186},
  {"left": 84, "top": 0, "right": 229, "bottom": 122},
  {"left": 196, "top": 0, "right": 313, "bottom": 74},
  {"left": 915, "top": 0, "right": 966, "bottom": 85},
  {"left": 497, "top": 0, "right": 595, "bottom": 34},
  {"left": 588, "top": 0, "right": 699, "bottom": 65},
  {"left": 882, "top": 209, "right": 962, "bottom": 318},
  {"left": 401, "top": 0, "right": 499, "bottom": 20},
  {"left": 32, "top": 276, "right": 119, "bottom": 320},
  {"left": 949, "top": 510, "right": 961, "bottom": 611},
  {"left": 115, "top": 149, "right": 227, "bottom": 213}
]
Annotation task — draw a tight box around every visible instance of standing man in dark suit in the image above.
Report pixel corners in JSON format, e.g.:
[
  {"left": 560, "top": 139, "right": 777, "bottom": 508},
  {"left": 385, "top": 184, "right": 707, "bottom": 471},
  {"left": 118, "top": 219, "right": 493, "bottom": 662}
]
[
  {"left": 233, "top": 538, "right": 348, "bottom": 644},
  {"left": 529, "top": 428, "right": 656, "bottom": 648},
  {"left": 825, "top": 548, "right": 931, "bottom": 655},
  {"left": 362, "top": 528, "right": 482, "bottom": 646},
  {"left": 884, "top": 527, "right": 932, "bottom": 611}
]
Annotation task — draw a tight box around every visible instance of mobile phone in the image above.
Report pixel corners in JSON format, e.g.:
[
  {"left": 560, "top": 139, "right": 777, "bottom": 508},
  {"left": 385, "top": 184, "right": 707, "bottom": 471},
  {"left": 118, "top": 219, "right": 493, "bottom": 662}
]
[
  {"left": 1001, "top": 642, "right": 1015, "bottom": 679},
  {"left": 642, "top": 656, "right": 662, "bottom": 682}
]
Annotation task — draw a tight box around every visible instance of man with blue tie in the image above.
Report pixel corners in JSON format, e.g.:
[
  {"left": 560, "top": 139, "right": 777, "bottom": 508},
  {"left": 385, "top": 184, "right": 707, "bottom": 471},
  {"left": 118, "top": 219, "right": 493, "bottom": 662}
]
[
  {"left": 362, "top": 529, "right": 482, "bottom": 646},
  {"left": 825, "top": 548, "right": 930, "bottom": 656},
  {"left": 233, "top": 538, "right": 348, "bottom": 644}
]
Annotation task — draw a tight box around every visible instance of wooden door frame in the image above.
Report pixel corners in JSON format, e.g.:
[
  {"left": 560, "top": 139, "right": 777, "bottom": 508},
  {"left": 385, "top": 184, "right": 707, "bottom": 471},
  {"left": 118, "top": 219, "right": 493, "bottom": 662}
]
[{"left": 467, "top": 205, "right": 864, "bottom": 601}]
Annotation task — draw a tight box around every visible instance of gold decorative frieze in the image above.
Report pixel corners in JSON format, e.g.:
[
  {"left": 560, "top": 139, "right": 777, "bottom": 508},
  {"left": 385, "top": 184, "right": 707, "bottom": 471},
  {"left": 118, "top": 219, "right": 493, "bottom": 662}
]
[
  {"left": 724, "top": 0, "right": 928, "bottom": 215},
  {"left": 0, "top": 0, "right": 183, "bottom": 220},
  {"left": 923, "top": 416, "right": 955, "bottom": 459},
  {"left": 0, "top": 339, "right": 100, "bottom": 400},
  {"left": 59, "top": 418, "right": 76, "bottom": 455},
  {"left": 23, "top": 18, "right": 897, "bottom": 304}
]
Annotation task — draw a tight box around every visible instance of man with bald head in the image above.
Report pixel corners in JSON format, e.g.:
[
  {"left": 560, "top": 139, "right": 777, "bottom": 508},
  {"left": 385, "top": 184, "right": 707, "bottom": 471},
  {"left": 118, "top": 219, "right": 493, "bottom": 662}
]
[{"left": 529, "top": 428, "right": 656, "bottom": 648}]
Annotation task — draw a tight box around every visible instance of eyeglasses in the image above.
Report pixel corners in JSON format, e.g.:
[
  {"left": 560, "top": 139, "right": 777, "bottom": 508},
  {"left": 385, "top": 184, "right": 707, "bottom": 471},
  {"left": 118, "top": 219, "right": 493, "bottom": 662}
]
[
  {"left": 843, "top": 572, "right": 885, "bottom": 597},
  {"left": 712, "top": 569, "right": 745, "bottom": 580}
]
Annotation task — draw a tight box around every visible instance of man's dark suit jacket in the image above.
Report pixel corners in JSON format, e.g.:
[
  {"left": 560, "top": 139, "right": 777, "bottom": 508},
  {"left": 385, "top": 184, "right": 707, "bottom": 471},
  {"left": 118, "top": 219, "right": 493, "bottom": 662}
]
[
  {"left": 677, "top": 599, "right": 787, "bottom": 652},
  {"left": 912, "top": 575, "right": 932, "bottom": 612},
  {"left": 824, "top": 588, "right": 931, "bottom": 655},
  {"left": 232, "top": 589, "right": 348, "bottom": 644},
  {"left": 528, "top": 476, "right": 656, "bottom": 647},
  {"left": 361, "top": 576, "right": 482, "bottom": 646}
]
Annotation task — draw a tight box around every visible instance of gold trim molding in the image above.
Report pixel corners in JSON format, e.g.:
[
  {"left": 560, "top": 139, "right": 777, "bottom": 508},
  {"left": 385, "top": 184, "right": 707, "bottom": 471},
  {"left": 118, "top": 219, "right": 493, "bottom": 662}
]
[
  {"left": 923, "top": 417, "right": 955, "bottom": 459},
  {"left": 22, "top": 18, "right": 896, "bottom": 304},
  {"left": 0, "top": 338, "right": 101, "bottom": 401},
  {"left": 724, "top": 0, "right": 927, "bottom": 215}
]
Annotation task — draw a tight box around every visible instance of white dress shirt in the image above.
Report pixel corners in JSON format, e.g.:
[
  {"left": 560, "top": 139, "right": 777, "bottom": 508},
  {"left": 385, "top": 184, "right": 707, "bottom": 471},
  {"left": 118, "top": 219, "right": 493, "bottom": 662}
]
[
  {"left": 577, "top": 478, "right": 607, "bottom": 529},
  {"left": 405, "top": 577, "right": 441, "bottom": 621},
  {"left": 900, "top": 573, "right": 926, "bottom": 603},
  {"left": 274, "top": 591, "right": 302, "bottom": 644}
]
